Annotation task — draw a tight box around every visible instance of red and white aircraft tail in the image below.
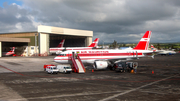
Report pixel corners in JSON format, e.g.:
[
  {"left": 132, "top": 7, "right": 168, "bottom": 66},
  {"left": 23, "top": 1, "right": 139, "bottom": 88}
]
[
  {"left": 151, "top": 44, "right": 156, "bottom": 51},
  {"left": 88, "top": 38, "right": 99, "bottom": 47},
  {"left": 2, "top": 47, "right": 15, "bottom": 56},
  {"left": 57, "top": 39, "right": 65, "bottom": 47},
  {"left": 151, "top": 44, "right": 155, "bottom": 49},
  {"left": 133, "top": 31, "right": 152, "bottom": 50}
]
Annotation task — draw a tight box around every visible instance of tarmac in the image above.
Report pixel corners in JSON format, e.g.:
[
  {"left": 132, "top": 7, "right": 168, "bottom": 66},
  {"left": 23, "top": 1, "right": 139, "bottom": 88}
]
[{"left": 0, "top": 54, "right": 180, "bottom": 101}]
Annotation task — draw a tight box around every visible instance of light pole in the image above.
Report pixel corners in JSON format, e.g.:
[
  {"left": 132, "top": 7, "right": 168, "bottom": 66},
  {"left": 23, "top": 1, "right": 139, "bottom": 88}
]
[{"left": 35, "top": 33, "right": 37, "bottom": 56}]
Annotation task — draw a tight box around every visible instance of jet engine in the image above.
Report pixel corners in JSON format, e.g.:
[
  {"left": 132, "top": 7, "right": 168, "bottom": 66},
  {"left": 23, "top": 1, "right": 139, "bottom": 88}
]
[
  {"left": 94, "top": 61, "right": 108, "bottom": 69},
  {"left": 56, "top": 51, "right": 62, "bottom": 54}
]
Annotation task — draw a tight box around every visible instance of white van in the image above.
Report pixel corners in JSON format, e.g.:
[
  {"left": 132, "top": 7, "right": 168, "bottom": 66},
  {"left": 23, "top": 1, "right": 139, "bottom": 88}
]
[
  {"left": 57, "top": 65, "right": 72, "bottom": 73},
  {"left": 46, "top": 66, "right": 59, "bottom": 74}
]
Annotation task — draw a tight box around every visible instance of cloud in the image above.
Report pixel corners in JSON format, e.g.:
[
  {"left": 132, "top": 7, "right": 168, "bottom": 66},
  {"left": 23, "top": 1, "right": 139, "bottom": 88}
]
[
  {"left": 0, "top": 2, "right": 36, "bottom": 32},
  {"left": 1, "top": 0, "right": 180, "bottom": 43}
]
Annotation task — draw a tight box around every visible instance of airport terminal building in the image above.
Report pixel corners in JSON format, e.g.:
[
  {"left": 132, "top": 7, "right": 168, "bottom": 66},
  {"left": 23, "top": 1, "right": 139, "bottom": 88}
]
[{"left": 0, "top": 25, "right": 93, "bottom": 57}]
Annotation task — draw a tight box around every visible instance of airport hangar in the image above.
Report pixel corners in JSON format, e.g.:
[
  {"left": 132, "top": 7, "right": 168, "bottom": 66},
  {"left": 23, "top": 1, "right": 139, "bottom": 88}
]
[{"left": 0, "top": 25, "right": 93, "bottom": 57}]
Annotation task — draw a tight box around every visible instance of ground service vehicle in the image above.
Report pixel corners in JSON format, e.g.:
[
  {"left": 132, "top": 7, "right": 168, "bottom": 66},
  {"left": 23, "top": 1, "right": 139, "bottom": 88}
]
[
  {"left": 111, "top": 62, "right": 138, "bottom": 72},
  {"left": 126, "top": 62, "right": 138, "bottom": 72},
  {"left": 44, "top": 64, "right": 55, "bottom": 71},
  {"left": 57, "top": 65, "right": 72, "bottom": 73},
  {"left": 113, "top": 62, "right": 127, "bottom": 72},
  {"left": 45, "top": 65, "right": 59, "bottom": 74}
]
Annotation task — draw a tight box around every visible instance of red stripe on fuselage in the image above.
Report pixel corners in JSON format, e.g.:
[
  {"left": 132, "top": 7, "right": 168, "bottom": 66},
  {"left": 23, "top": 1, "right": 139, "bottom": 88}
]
[
  {"left": 50, "top": 48, "right": 92, "bottom": 51},
  {"left": 56, "top": 53, "right": 143, "bottom": 57},
  {"left": 54, "top": 55, "right": 143, "bottom": 61}
]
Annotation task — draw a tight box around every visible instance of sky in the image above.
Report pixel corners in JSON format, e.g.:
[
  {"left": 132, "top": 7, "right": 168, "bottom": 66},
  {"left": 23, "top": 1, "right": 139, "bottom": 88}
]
[{"left": 0, "top": 0, "right": 180, "bottom": 44}]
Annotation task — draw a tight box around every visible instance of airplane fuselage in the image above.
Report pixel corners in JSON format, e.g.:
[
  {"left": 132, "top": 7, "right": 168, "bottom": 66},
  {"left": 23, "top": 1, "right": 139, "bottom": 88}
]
[
  {"left": 54, "top": 49, "right": 153, "bottom": 64},
  {"left": 50, "top": 47, "right": 94, "bottom": 54},
  {"left": 158, "top": 50, "right": 176, "bottom": 55}
]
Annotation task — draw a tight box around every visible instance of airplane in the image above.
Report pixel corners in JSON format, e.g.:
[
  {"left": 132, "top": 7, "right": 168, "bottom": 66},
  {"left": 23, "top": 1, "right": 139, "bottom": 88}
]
[
  {"left": 50, "top": 38, "right": 99, "bottom": 54},
  {"left": 54, "top": 31, "right": 155, "bottom": 69},
  {"left": 2, "top": 47, "right": 15, "bottom": 56},
  {"left": 151, "top": 44, "right": 176, "bottom": 55}
]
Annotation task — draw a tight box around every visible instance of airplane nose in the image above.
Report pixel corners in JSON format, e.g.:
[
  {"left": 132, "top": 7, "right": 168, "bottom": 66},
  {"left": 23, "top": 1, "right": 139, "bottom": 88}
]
[{"left": 54, "top": 57, "right": 58, "bottom": 61}]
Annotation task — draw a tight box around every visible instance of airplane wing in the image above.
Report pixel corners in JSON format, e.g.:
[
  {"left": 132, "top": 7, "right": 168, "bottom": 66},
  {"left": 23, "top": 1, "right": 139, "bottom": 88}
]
[{"left": 95, "top": 56, "right": 139, "bottom": 64}]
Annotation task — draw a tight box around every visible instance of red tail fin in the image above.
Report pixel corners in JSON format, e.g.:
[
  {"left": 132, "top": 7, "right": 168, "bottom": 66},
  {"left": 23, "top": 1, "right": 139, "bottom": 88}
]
[
  {"left": 57, "top": 39, "right": 65, "bottom": 47},
  {"left": 12, "top": 47, "right": 15, "bottom": 52},
  {"left": 133, "top": 31, "right": 152, "bottom": 50},
  {"left": 88, "top": 38, "right": 99, "bottom": 47}
]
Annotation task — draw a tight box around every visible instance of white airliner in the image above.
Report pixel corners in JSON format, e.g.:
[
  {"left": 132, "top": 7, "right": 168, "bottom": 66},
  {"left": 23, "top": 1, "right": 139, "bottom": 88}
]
[
  {"left": 151, "top": 45, "right": 176, "bottom": 55},
  {"left": 50, "top": 38, "right": 99, "bottom": 54},
  {"left": 2, "top": 47, "right": 15, "bottom": 56},
  {"left": 54, "top": 31, "right": 154, "bottom": 69}
]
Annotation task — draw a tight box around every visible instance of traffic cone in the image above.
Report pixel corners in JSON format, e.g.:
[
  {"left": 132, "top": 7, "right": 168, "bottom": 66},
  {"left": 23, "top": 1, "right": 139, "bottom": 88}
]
[
  {"left": 131, "top": 69, "right": 134, "bottom": 73},
  {"left": 92, "top": 69, "right": 94, "bottom": 72},
  {"left": 152, "top": 70, "right": 154, "bottom": 74}
]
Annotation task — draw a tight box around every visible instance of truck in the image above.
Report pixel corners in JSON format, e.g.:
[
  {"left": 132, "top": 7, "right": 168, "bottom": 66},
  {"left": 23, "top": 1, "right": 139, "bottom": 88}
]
[
  {"left": 57, "top": 65, "right": 72, "bottom": 73},
  {"left": 126, "top": 62, "right": 138, "bottom": 72},
  {"left": 44, "top": 64, "right": 59, "bottom": 74},
  {"left": 44, "top": 64, "right": 55, "bottom": 71},
  {"left": 113, "top": 62, "right": 126, "bottom": 72},
  {"left": 111, "top": 62, "right": 138, "bottom": 73}
]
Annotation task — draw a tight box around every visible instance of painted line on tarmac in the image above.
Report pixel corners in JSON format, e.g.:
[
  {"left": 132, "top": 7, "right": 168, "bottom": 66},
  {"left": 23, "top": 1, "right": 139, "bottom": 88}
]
[
  {"left": 0, "top": 65, "right": 180, "bottom": 83},
  {"left": 99, "top": 74, "right": 178, "bottom": 101},
  {"left": 23, "top": 90, "right": 123, "bottom": 100},
  {"left": 0, "top": 65, "right": 24, "bottom": 76}
]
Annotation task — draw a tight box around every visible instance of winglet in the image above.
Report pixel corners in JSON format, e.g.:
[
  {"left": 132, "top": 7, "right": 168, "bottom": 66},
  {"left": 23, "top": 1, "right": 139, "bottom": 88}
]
[
  {"left": 133, "top": 31, "right": 152, "bottom": 50},
  {"left": 57, "top": 39, "right": 65, "bottom": 47},
  {"left": 88, "top": 38, "right": 99, "bottom": 47}
]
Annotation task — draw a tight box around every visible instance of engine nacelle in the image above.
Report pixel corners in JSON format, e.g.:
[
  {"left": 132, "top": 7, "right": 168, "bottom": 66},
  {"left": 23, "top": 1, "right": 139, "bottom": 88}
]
[
  {"left": 94, "top": 61, "right": 108, "bottom": 69},
  {"left": 56, "top": 51, "right": 62, "bottom": 54}
]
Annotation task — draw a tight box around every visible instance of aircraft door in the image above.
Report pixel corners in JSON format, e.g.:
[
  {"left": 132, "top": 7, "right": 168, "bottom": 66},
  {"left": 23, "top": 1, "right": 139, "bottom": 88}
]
[{"left": 72, "top": 52, "right": 75, "bottom": 58}]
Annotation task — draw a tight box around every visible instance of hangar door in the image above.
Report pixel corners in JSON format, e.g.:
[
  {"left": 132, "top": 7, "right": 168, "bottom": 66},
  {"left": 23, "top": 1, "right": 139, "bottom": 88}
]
[
  {"left": 50, "top": 34, "right": 86, "bottom": 47},
  {"left": 2, "top": 42, "right": 28, "bottom": 56}
]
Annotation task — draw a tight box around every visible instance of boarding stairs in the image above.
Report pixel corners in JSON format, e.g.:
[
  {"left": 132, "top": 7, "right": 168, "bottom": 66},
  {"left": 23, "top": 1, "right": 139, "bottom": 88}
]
[{"left": 71, "top": 55, "right": 85, "bottom": 73}]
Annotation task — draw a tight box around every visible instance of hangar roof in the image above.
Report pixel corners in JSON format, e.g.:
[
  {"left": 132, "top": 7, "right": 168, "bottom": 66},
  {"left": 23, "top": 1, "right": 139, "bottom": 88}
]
[
  {"left": 0, "top": 25, "right": 93, "bottom": 37},
  {"left": 0, "top": 37, "right": 30, "bottom": 42},
  {"left": 38, "top": 25, "right": 93, "bottom": 37}
]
